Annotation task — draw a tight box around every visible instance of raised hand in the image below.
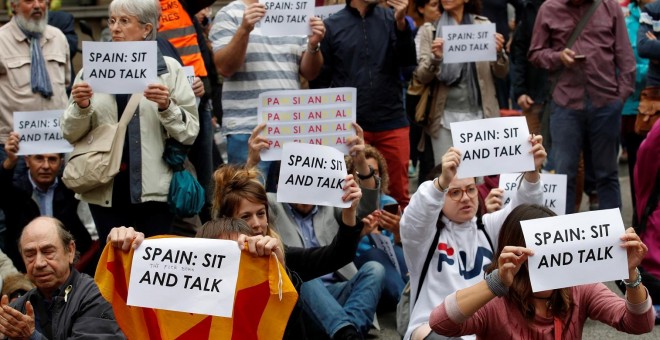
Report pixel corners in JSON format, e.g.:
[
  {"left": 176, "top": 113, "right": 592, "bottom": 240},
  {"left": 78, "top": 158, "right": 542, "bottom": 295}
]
[{"left": 497, "top": 246, "right": 534, "bottom": 287}]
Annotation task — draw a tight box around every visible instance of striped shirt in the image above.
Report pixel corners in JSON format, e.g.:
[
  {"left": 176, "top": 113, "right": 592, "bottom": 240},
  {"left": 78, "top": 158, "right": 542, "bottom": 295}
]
[{"left": 210, "top": 0, "right": 306, "bottom": 135}]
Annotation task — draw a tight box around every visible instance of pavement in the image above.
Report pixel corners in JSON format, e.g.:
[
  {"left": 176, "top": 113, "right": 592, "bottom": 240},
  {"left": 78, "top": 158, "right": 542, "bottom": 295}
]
[{"left": 368, "top": 162, "right": 660, "bottom": 339}]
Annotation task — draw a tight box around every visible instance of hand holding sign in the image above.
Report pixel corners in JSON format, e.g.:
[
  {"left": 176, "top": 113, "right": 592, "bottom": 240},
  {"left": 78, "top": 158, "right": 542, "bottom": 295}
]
[
  {"left": 107, "top": 226, "right": 144, "bottom": 251},
  {"left": 308, "top": 16, "right": 325, "bottom": 47},
  {"left": 71, "top": 82, "right": 93, "bottom": 109},
  {"left": 144, "top": 83, "right": 170, "bottom": 111},
  {"left": 432, "top": 38, "right": 444, "bottom": 59},
  {"left": 484, "top": 188, "right": 504, "bottom": 213},
  {"left": 237, "top": 234, "right": 285, "bottom": 264},
  {"left": 247, "top": 123, "right": 270, "bottom": 168},
  {"left": 388, "top": 0, "right": 409, "bottom": 28},
  {"left": 620, "top": 227, "right": 648, "bottom": 276},
  {"left": 497, "top": 246, "right": 535, "bottom": 287},
  {"left": 437, "top": 147, "right": 462, "bottom": 190},
  {"left": 242, "top": 2, "right": 267, "bottom": 32},
  {"left": 3, "top": 132, "right": 19, "bottom": 168}
]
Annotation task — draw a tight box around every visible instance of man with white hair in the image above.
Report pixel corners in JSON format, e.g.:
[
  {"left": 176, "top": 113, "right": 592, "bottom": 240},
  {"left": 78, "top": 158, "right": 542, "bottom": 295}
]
[
  {"left": 0, "top": 0, "right": 70, "bottom": 156},
  {"left": 0, "top": 0, "right": 71, "bottom": 249}
]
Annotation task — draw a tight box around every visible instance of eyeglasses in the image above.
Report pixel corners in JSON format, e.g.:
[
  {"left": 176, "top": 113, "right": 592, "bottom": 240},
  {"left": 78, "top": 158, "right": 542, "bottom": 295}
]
[
  {"left": 108, "top": 16, "right": 143, "bottom": 28},
  {"left": 447, "top": 185, "right": 478, "bottom": 201}
]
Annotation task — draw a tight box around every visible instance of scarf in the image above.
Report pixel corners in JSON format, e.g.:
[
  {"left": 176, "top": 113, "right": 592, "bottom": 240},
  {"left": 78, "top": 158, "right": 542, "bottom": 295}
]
[
  {"left": 19, "top": 27, "right": 53, "bottom": 99},
  {"left": 436, "top": 12, "right": 480, "bottom": 108}
]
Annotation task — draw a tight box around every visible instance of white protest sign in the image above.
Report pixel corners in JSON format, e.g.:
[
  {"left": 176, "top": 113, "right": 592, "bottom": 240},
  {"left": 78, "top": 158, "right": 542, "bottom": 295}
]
[
  {"left": 259, "top": 0, "right": 314, "bottom": 36},
  {"left": 13, "top": 110, "right": 72, "bottom": 155},
  {"left": 83, "top": 41, "right": 157, "bottom": 94},
  {"left": 499, "top": 173, "right": 567, "bottom": 215},
  {"left": 127, "top": 238, "right": 241, "bottom": 317},
  {"left": 182, "top": 66, "right": 201, "bottom": 106},
  {"left": 257, "top": 87, "right": 356, "bottom": 161},
  {"left": 277, "top": 142, "right": 350, "bottom": 208},
  {"left": 182, "top": 66, "right": 195, "bottom": 88},
  {"left": 369, "top": 233, "right": 401, "bottom": 275},
  {"left": 520, "top": 208, "right": 628, "bottom": 292},
  {"left": 315, "top": 4, "right": 344, "bottom": 20},
  {"left": 450, "top": 116, "right": 533, "bottom": 178},
  {"left": 442, "top": 23, "right": 497, "bottom": 64}
]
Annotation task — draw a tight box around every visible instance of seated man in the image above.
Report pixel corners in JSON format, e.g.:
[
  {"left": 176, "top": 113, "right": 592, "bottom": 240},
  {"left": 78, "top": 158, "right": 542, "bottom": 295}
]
[
  {"left": 248, "top": 123, "right": 385, "bottom": 338},
  {"left": 0, "top": 217, "right": 124, "bottom": 339},
  {"left": 0, "top": 132, "right": 95, "bottom": 273}
]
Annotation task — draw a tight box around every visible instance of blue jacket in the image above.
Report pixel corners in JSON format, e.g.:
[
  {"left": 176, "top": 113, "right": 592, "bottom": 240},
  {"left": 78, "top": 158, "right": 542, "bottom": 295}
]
[
  {"left": 624, "top": 3, "right": 649, "bottom": 115},
  {"left": 310, "top": 4, "right": 417, "bottom": 132},
  {"left": 638, "top": 0, "right": 660, "bottom": 87}
]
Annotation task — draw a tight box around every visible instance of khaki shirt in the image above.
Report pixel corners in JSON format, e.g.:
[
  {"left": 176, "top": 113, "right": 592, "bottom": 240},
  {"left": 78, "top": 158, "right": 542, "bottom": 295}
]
[{"left": 0, "top": 19, "right": 70, "bottom": 144}]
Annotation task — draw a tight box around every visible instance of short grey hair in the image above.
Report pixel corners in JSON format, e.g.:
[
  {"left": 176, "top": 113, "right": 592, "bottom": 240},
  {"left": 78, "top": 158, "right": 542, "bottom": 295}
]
[{"left": 109, "top": 0, "right": 159, "bottom": 41}]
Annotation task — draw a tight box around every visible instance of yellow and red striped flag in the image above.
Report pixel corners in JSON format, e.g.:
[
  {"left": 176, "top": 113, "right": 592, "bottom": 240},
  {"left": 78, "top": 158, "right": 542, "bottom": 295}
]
[{"left": 94, "top": 236, "right": 298, "bottom": 340}]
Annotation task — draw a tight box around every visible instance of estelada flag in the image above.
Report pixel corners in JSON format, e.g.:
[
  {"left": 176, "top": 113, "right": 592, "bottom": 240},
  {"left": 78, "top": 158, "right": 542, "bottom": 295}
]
[{"left": 94, "top": 236, "right": 298, "bottom": 339}]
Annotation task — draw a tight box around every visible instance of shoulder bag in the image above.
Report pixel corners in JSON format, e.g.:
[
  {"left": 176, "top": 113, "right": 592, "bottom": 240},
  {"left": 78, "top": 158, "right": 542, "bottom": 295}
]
[{"left": 62, "top": 94, "right": 143, "bottom": 194}]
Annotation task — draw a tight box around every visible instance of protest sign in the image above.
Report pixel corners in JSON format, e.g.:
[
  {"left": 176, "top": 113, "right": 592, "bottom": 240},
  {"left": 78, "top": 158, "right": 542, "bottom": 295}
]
[
  {"left": 182, "top": 66, "right": 195, "bottom": 88},
  {"left": 499, "top": 173, "right": 567, "bottom": 215},
  {"left": 83, "top": 41, "right": 157, "bottom": 94},
  {"left": 450, "top": 116, "right": 533, "bottom": 178},
  {"left": 277, "top": 142, "right": 350, "bottom": 208},
  {"left": 315, "top": 4, "right": 344, "bottom": 20},
  {"left": 441, "top": 23, "right": 497, "bottom": 64},
  {"left": 182, "top": 66, "right": 201, "bottom": 106},
  {"left": 258, "top": 0, "right": 314, "bottom": 36},
  {"left": 520, "top": 209, "right": 628, "bottom": 292},
  {"left": 13, "top": 110, "right": 72, "bottom": 155},
  {"left": 127, "top": 238, "right": 241, "bottom": 317},
  {"left": 369, "top": 233, "right": 401, "bottom": 275},
  {"left": 258, "top": 87, "right": 356, "bottom": 161}
]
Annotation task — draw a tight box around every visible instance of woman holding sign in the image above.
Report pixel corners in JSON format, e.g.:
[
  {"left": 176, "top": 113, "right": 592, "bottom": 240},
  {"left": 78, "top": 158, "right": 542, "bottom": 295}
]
[
  {"left": 62, "top": 0, "right": 199, "bottom": 244},
  {"left": 400, "top": 135, "right": 545, "bottom": 340},
  {"left": 413, "top": 0, "right": 508, "bottom": 165},
  {"left": 429, "top": 204, "right": 655, "bottom": 337}
]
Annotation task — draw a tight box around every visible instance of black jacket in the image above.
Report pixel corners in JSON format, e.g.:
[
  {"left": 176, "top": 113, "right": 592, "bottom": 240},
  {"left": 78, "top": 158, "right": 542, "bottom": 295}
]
[
  {"left": 282, "top": 220, "right": 364, "bottom": 339},
  {"left": 311, "top": 4, "right": 417, "bottom": 132},
  {"left": 10, "top": 269, "right": 125, "bottom": 339},
  {"left": 510, "top": 0, "right": 549, "bottom": 102},
  {"left": 0, "top": 166, "right": 92, "bottom": 272}
]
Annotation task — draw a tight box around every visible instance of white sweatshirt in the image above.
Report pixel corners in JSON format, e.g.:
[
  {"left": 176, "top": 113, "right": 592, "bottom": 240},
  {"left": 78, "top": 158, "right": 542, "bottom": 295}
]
[{"left": 401, "top": 178, "right": 543, "bottom": 340}]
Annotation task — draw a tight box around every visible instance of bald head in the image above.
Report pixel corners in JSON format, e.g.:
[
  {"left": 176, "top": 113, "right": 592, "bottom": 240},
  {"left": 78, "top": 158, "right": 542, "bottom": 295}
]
[{"left": 20, "top": 217, "right": 76, "bottom": 299}]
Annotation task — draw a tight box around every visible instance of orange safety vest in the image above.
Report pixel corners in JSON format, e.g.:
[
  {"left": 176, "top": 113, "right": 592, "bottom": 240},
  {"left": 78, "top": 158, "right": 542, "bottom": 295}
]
[
  {"left": 159, "top": 0, "right": 208, "bottom": 77},
  {"left": 95, "top": 236, "right": 298, "bottom": 340}
]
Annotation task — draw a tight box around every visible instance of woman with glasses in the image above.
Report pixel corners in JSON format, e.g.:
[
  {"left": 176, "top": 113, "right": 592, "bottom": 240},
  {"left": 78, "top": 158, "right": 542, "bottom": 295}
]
[
  {"left": 62, "top": 0, "right": 198, "bottom": 245},
  {"left": 400, "top": 134, "right": 546, "bottom": 340}
]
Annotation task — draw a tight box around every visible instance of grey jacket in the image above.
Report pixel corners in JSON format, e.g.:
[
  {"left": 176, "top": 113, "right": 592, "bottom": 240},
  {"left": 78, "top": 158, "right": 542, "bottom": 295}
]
[
  {"left": 268, "top": 183, "right": 380, "bottom": 280},
  {"left": 10, "top": 269, "right": 125, "bottom": 340}
]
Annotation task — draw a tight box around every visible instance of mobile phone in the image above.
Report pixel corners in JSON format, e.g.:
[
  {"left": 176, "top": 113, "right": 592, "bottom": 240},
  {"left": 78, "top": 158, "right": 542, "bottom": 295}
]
[
  {"left": 382, "top": 203, "right": 399, "bottom": 215},
  {"left": 574, "top": 55, "right": 586, "bottom": 60}
]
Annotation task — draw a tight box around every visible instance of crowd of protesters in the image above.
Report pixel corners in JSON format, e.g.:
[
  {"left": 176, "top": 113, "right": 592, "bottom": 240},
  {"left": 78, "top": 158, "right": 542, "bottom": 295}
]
[{"left": 0, "top": 0, "right": 657, "bottom": 338}]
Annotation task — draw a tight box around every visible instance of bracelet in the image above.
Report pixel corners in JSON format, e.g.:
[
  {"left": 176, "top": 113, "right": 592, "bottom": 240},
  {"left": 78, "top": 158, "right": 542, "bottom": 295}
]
[
  {"left": 307, "top": 43, "right": 320, "bottom": 54},
  {"left": 485, "top": 269, "right": 509, "bottom": 297},
  {"left": 623, "top": 267, "right": 642, "bottom": 289},
  {"left": 357, "top": 165, "right": 375, "bottom": 180},
  {"left": 435, "top": 177, "right": 447, "bottom": 192}
]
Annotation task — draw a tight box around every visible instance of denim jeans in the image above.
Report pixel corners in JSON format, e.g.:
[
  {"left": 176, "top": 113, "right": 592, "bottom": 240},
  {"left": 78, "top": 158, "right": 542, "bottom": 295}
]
[
  {"left": 550, "top": 98, "right": 622, "bottom": 213},
  {"left": 300, "top": 261, "right": 385, "bottom": 336},
  {"left": 226, "top": 133, "right": 271, "bottom": 179},
  {"left": 354, "top": 246, "right": 408, "bottom": 309}
]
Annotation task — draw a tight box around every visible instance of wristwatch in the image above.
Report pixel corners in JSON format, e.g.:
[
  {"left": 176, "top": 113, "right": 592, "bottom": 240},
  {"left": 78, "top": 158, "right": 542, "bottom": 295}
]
[
  {"left": 308, "top": 43, "right": 321, "bottom": 54},
  {"left": 357, "top": 165, "right": 375, "bottom": 180}
]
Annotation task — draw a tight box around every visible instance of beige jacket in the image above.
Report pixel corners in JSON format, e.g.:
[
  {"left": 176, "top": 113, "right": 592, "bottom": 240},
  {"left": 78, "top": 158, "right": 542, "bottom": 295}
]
[
  {"left": 0, "top": 19, "right": 70, "bottom": 143},
  {"left": 61, "top": 56, "right": 199, "bottom": 207},
  {"left": 413, "top": 17, "right": 508, "bottom": 139}
]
